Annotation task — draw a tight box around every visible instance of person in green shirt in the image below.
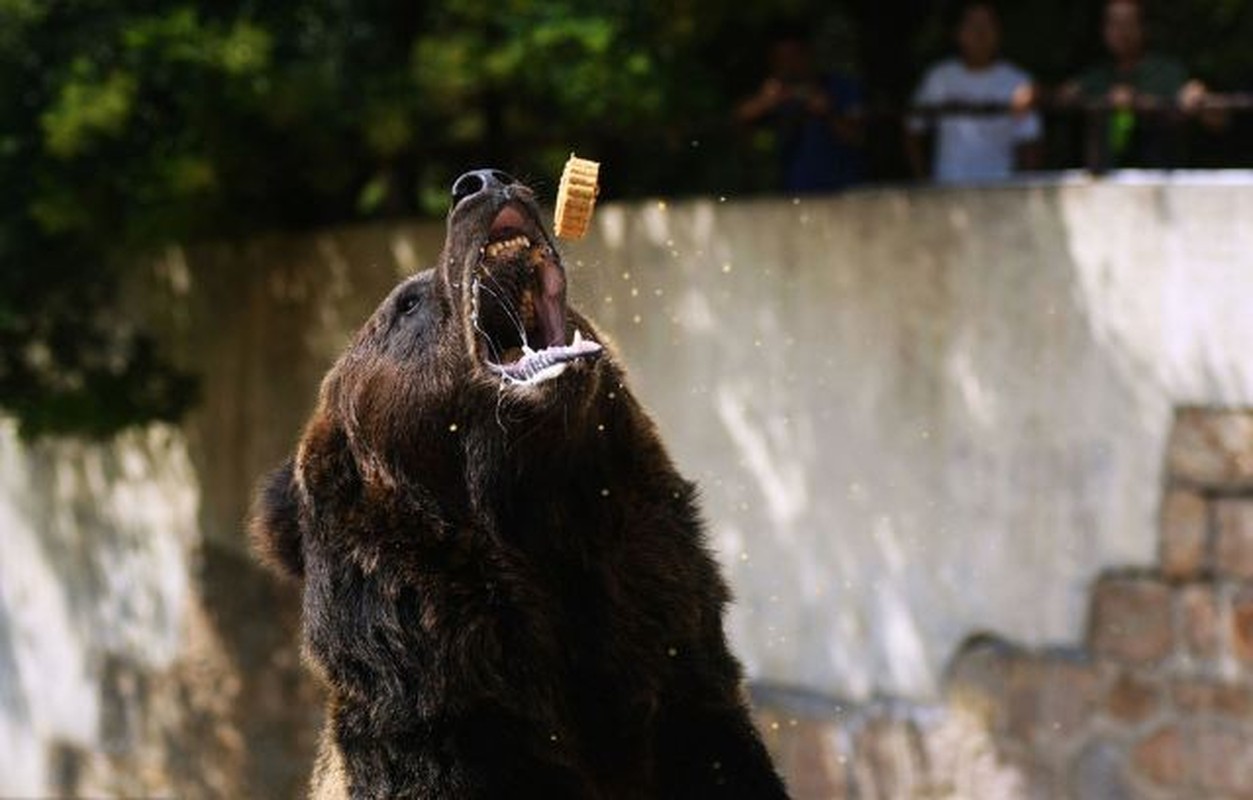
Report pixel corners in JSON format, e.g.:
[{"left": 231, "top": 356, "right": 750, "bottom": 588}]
[{"left": 1058, "top": 0, "right": 1208, "bottom": 169}]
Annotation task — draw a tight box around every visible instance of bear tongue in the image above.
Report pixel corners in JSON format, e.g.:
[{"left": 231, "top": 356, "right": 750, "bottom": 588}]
[{"left": 531, "top": 250, "right": 567, "bottom": 349}]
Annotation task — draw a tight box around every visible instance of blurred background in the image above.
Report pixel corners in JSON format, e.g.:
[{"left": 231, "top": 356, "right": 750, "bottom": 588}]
[{"left": 2, "top": 0, "right": 1253, "bottom": 797}]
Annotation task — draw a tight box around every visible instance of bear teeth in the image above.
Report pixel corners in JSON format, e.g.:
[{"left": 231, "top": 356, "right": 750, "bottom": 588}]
[
  {"left": 484, "top": 235, "right": 531, "bottom": 259},
  {"left": 486, "top": 330, "right": 604, "bottom": 386}
]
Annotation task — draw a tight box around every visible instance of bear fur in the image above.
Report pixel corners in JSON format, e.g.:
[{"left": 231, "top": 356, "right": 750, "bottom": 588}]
[{"left": 250, "top": 172, "right": 788, "bottom": 798}]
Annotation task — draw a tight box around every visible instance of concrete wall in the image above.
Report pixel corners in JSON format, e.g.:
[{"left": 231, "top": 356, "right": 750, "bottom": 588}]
[
  {"left": 2, "top": 174, "right": 1252, "bottom": 795},
  {"left": 577, "top": 174, "right": 1253, "bottom": 700}
]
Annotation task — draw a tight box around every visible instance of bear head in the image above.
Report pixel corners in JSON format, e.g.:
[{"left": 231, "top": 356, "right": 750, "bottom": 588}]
[{"left": 250, "top": 169, "right": 612, "bottom": 581}]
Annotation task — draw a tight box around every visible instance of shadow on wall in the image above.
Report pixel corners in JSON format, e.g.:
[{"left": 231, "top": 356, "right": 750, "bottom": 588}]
[
  {"left": 0, "top": 424, "right": 320, "bottom": 797},
  {"left": 0, "top": 596, "right": 32, "bottom": 780},
  {"left": 0, "top": 221, "right": 436, "bottom": 797},
  {"left": 576, "top": 183, "right": 1188, "bottom": 699}
]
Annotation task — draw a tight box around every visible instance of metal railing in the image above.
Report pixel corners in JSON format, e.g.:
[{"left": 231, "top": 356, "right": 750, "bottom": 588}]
[{"left": 906, "top": 93, "right": 1253, "bottom": 173}]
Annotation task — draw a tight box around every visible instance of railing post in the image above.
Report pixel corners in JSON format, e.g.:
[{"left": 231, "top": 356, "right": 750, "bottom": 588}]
[{"left": 1084, "top": 106, "right": 1111, "bottom": 176}]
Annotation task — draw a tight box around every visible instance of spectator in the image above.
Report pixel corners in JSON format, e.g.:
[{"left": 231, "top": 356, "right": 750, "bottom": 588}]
[
  {"left": 905, "top": 1, "right": 1040, "bottom": 184},
  {"left": 1059, "top": 0, "right": 1209, "bottom": 169},
  {"left": 735, "top": 25, "right": 865, "bottom": 193}
]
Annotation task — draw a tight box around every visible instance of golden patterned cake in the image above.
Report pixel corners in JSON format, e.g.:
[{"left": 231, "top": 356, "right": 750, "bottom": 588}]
[{"left": 553, "top": 154, "right": 600, "bottom": 240}]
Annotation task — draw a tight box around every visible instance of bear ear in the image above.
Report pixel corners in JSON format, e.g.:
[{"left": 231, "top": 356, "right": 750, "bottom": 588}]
[{"left": 249, "top": 457, "right": 305, "bottom": 581}]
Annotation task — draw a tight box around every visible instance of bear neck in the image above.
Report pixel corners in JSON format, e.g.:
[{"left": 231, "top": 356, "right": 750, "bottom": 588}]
[{"left": 457, "top": 380, "right": 686, "bottom": 556}]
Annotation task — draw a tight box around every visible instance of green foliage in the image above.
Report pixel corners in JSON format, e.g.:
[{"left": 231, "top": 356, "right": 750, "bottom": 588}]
[
  {"left": 0, "top": 0, "right": 737, "bottom": 437},
  {"left": 42, "top": 66, "right": 138, "bottom": 158},
  {"left": 2, "top": 0, "right": 1251, "bottom": 437}
]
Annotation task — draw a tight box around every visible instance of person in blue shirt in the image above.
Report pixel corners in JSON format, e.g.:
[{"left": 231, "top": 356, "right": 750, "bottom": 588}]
[{"left": 736, "top": 26, "right": 866, "bottom": 193}]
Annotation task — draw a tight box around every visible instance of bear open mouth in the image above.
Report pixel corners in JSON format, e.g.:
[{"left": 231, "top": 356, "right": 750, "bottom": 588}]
[{"left": 471, "top": 204, "right": 602, "bottom": 385}]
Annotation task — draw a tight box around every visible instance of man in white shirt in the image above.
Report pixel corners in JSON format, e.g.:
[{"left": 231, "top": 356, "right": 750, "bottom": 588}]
[{"left": 905, "top": 1, "right": 1042, "bottom": 184}]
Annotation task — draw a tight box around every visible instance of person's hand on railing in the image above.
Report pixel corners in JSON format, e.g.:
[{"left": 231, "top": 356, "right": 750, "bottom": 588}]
[
  {"left": 1178, "top": 80, "right": 1207, "bottom": 113},
  {"left": 1108, "top": 84, "right": 1136, "bottom": 110},
  {"left": 1178, "top": 79, "right": 1230, "bottom": 131},
  {"left": 1010, "top": 83, "right": 1037, "bottom": 118},
  {"left": 735, "top": 79, "right": 790, "bottom": 125}
]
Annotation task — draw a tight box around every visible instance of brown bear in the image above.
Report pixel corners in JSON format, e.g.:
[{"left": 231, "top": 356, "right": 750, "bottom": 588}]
[{"left": 250, "top": 168, "right": 789, "bottom": 798}]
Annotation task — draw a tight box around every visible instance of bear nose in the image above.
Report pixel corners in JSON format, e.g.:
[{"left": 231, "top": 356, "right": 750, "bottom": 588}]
[{"left": 451, "top": 169, "right": 516, "bottom": 205}]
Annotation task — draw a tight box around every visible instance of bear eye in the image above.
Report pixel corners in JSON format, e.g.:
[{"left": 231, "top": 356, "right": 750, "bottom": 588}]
[{"left": 396, "top": 293, "right": 420, "bottom": 316}]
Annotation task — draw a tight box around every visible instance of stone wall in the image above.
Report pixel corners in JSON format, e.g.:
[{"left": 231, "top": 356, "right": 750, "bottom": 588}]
[{"left": 757, "top": 407, "right": 1253, "bottom": 798}]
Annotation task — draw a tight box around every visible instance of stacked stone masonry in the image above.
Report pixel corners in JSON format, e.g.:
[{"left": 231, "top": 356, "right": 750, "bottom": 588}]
[{"left": 755, "top": 408, "right": 1253, "bottom": 798}]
